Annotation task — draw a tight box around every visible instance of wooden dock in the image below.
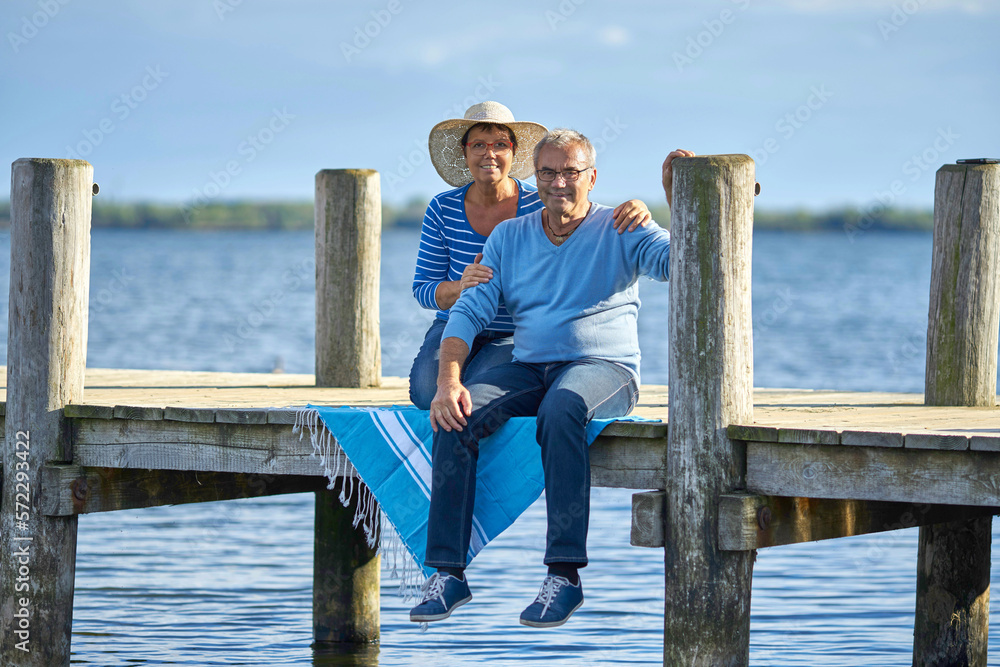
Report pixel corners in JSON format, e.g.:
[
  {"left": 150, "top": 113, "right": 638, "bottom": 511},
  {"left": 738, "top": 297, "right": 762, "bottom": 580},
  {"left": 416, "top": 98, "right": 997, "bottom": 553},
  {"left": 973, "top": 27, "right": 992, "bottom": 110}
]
[{"left": 2, "top": 156, "right": 998, "bottom": 666}]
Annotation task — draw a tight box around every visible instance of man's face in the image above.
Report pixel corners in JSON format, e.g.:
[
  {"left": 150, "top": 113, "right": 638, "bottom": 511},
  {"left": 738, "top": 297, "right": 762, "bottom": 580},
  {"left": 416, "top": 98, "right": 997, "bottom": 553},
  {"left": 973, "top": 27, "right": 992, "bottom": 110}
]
[{"left": 535, "top": 143, "right": 596, "bottom": 218}]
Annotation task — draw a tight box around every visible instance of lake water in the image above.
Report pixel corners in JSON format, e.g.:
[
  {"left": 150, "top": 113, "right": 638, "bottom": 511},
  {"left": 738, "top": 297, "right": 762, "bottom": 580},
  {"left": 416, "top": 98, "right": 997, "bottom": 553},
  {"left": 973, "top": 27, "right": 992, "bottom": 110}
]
[{"left": 1, "top": 226, "right": 998, "bottom": 666}]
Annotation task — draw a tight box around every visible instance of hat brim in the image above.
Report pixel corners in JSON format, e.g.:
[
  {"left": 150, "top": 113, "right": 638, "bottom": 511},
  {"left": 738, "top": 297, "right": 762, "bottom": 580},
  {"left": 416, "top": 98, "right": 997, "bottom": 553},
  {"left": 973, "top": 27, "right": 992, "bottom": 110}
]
[{"left": 428, "top": 118, "right": 549, "bottom": 188}]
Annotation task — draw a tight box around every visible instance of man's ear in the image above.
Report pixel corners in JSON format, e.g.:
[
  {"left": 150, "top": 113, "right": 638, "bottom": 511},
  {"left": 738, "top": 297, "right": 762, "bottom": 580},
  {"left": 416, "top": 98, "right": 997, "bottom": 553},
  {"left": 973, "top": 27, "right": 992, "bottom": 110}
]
[{"left": 589, "top": 167, "right": 597, "bottom": 191}]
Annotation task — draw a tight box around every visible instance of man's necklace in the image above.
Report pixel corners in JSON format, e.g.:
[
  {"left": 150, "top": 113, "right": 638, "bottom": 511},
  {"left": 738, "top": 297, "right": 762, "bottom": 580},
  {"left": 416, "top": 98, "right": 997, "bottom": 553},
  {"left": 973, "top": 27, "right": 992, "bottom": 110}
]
[{"left": 545, "top": 212, "right": 577, "bottom": 239}]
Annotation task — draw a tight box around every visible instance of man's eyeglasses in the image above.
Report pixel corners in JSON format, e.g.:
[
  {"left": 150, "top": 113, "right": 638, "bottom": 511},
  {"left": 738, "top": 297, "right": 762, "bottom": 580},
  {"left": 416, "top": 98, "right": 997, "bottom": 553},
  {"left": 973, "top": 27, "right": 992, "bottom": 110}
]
[
  {"left": 535, "top": 167, "right": 592, "bottom": 183},
  {"left": 465, "top": 140, "right": 513, "bottom": 155}
]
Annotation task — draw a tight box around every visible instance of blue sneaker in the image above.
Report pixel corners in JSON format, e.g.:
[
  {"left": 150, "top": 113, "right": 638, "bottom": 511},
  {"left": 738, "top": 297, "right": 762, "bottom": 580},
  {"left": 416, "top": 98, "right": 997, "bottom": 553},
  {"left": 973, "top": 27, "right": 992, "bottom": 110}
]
[
  {"left": 409, "top": 572, "right": 472, "bottom": 622},
  {"left": 519, "top": 575, "right": 584, "bottom": 628}
]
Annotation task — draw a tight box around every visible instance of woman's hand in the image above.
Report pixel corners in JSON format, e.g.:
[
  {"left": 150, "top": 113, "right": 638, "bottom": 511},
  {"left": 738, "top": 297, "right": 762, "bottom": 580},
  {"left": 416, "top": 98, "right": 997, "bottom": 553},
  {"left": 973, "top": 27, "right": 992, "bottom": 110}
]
[
  {"left": 611, "top": 199, "right": 652, "bottom": 233},
  {"left": 459, "top": 253, "right": 492, "bottom": 290},
  {"left": 662, "top": 149, "right": 696, "bottom": 207}
]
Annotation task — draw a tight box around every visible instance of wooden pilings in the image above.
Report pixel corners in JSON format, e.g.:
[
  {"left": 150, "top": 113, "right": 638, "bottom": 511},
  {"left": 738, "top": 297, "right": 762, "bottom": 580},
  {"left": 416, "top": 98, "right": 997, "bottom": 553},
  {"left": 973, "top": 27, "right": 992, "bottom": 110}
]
[
  {"left": 314, "top": 169, "right": 381, "bottom": 388},
  {"left": 1, "top": 159, "right": 93, "bottom": 665},
  {"left": 664, "top": 155, "right": 756, "bottom": 665},
  {"left": 312, "top": 168, "right": 381, "bottom": 646},
  {"left": 914, "top": 162, "right": 1000, "bottom": 666}
]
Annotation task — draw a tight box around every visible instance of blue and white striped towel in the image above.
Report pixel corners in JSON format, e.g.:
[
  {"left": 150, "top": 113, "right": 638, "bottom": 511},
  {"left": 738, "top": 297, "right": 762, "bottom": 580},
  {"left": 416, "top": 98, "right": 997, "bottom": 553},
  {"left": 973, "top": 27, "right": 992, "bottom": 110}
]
[{"left": 297, "top": 405, "right": 653, "bottom": 589}]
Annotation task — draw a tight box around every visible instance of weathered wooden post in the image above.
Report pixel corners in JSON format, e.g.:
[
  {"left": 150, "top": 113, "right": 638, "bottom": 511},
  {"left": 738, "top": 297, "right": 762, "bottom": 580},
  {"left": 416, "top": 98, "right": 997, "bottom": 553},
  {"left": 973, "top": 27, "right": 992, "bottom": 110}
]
[
  {"left": 315, "top": 169, "right": 381, "bottom": 388},
  {"left": 915, "top": 161, "right": 1000, "bottom": 666},
  {"left": 1, "top": 158, "right": 93, "bottom": 665},
  {"left": 312, "top": 169, "right": 381, "bottom": 646},
  {"left": 664, "top": 155, "right": 756, "bottom": 665}
]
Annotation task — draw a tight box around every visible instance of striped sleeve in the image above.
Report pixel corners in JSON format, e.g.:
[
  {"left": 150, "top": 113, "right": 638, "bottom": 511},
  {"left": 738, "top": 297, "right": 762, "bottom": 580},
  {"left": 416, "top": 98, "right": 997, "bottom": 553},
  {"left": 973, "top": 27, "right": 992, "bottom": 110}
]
[{"left": 411, "top": 195, "right": 450, "bottom": 310}]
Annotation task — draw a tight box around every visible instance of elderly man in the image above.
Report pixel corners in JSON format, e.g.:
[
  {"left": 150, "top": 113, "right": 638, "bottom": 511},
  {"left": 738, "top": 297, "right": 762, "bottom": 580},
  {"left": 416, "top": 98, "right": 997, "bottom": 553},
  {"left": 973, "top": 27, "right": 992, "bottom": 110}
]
[{"left": 410, "top": 129, "right": 686, "bottom": 628}]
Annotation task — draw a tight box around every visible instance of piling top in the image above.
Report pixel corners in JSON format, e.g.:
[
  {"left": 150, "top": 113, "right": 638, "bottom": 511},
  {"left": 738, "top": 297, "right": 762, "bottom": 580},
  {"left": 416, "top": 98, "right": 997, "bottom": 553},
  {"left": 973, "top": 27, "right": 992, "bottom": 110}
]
[
  {"left": 673, "top": 154, "right": 754, "bottom": 168},
  {"left": 315, "top": 168, "right": 378, "bottom": 178},
  {"left": 13, "top": 157, "right": 92, "bottom": 168}
]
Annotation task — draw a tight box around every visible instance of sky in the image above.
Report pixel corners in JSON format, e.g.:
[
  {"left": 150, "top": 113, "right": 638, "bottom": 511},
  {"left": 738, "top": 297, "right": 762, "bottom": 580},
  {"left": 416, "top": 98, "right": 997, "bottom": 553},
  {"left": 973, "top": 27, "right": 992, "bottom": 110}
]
[{"left": 1, "top": 0, "right": 997, "bottom": 211}]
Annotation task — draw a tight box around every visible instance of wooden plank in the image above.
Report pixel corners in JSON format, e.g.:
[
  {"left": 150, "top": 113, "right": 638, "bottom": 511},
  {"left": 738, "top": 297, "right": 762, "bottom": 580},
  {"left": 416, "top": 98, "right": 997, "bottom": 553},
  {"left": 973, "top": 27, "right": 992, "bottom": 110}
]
[
  {"left": 215, "top": 408, "right": 268, "bottom": 425},
  {"left": 164, "top": 406, "right": 216, "bottom": 423},
  {"left": 747, "top": 441, "right": 1000, "bottom": 506},
  {"left": 113, "top": 405, "right": 165, "bottom": 420},
  {"left": 840, "top": 429, "right": 903, "bottom": 448},
  {"left": 905, "top": 432, "right": 970, "bottom": 451},
  {"left": 71, "top": 419, "right": 350, "bottom": 477},
  {"left": 971, "top": 436, "right": 1000, "bottom": 452},
  {"left": 716, "top": 494, "right": 999, "bottom": 551},
  {"left": 778, "top": 427, "right": 839, "bottom": 445},
  {"left": 267, "top": 409, "right": 301, "bottom": 425},
  {"left": 589, "top": 435, "right": 667, "bottom": 489},
  {"left": 600, "top": 420, "right": 666, "bottom": 439},
  {"left": 65, "top": 404, "right": 114, "bottom": 420},
  {"left": 630, "top": 490, "right": 665, "bottom": 547},
  {"left": 39, "top": 464, "right": 328, "bottom": 516},
  {"left": 727, "top": 424, "right": 778, "bottom": 442}
]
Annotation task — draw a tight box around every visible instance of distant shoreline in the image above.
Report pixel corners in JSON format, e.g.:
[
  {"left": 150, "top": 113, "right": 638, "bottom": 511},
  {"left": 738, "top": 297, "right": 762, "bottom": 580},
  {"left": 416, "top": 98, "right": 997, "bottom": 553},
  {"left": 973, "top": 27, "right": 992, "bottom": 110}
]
[{"left": 0, "top": 200, "right": 933, "bottom": 232}]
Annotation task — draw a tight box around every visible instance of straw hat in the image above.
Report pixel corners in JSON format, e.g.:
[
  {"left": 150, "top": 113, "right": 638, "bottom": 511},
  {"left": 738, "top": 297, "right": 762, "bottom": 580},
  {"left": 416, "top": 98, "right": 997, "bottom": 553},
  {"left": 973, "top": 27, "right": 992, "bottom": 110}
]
[{"left": 428, "top": 101, "right": 548, "bottom": 187}]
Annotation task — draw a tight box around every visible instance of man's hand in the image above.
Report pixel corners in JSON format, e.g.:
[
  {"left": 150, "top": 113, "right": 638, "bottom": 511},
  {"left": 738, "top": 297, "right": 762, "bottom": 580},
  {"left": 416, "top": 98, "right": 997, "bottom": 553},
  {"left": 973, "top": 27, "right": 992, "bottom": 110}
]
[
  {"left": 611, "top": 199, "right": 652, "bottom": 233},
  {"left": 429, "top": 379, "right": 472, "bottom": 432},
  {"left": 459, "top": 253, "right": 492, "bottom": 290},
  {"left": 662, "top": 149, "right": 696, "bottom": 207}
]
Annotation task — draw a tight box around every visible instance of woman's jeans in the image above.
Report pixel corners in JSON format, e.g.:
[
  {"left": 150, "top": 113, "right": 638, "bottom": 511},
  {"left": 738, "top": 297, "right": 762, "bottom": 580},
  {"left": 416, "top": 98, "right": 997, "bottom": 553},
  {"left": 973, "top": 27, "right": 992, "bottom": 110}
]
[
  {"left": 424, "top": 358, "right": 638, "bottom": 569},
  {"left": 408, "top": 318, "right": 514, "bottom": 410}
]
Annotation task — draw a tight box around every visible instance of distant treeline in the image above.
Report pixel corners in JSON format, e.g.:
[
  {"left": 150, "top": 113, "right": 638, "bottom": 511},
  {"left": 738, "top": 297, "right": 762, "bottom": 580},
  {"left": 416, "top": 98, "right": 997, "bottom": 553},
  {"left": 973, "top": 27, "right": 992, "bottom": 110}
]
[{"left": 0, "top": 199, "right": 932, "bottom": 232}]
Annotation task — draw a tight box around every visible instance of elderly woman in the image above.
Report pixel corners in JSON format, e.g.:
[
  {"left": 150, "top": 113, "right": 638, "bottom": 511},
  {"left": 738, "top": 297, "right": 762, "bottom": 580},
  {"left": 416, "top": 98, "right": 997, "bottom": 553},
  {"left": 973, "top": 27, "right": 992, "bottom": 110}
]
[{"left": 409, "top": 101, "right": 652, "bottom": 409}]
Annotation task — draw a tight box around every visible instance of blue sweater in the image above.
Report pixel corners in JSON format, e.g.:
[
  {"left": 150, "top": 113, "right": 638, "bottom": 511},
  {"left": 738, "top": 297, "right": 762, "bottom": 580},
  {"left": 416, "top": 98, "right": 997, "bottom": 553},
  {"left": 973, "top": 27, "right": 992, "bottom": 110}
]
[
  {"left": 443, "top": 203, "right": 670, "bottom": 382},
  {"left": 411, "top": 179, "right": 543, "bottom": 332}
]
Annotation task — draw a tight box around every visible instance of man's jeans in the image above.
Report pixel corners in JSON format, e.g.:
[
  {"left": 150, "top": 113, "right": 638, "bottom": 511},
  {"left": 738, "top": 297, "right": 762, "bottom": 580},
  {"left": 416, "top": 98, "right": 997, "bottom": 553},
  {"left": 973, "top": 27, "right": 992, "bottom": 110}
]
[
  {"left": 408, "top": 318, "right": 515, "bottom": 410},
  {"left": 424, "top": 358, "right": 639, "bottom": 569}
]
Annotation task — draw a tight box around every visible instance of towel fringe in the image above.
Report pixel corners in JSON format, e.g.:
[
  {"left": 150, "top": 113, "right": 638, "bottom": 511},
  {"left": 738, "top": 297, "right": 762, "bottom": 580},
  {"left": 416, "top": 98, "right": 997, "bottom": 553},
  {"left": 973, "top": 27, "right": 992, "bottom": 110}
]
[{"left": 294, "top": 407, "right": 425, "bottom": 599}]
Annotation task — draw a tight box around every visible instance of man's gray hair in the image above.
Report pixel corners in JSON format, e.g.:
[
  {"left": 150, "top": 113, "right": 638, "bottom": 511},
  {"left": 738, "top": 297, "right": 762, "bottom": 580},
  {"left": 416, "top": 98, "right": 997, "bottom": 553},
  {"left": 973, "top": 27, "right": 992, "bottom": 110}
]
[{"left": 533, "top": 128, "right": 597, "bottom": 169}]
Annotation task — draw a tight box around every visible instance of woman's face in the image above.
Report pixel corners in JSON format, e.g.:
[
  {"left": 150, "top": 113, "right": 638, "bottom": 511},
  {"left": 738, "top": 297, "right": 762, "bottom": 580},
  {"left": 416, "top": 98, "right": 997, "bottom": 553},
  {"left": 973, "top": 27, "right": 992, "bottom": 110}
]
[{"left": 463, "top": 125, "right": 515, "bottom": 186}]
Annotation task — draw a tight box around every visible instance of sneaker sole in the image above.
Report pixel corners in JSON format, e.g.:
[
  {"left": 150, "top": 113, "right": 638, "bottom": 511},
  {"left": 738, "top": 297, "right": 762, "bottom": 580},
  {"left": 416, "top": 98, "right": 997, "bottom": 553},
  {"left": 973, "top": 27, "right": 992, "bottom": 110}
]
[
  {"left": 410, "top": 594, "right": 472, "bottom": 623},
  {"left": 519, "top": 598, "right": 584, "bottom": 628}
]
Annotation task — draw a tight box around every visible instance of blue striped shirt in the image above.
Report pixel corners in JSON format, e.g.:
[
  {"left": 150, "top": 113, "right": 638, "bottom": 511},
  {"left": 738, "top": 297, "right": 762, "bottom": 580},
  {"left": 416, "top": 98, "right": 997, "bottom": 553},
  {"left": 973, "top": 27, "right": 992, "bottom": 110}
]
[{"left": 412, "top": 178, "right": 543, "bottom": 332}]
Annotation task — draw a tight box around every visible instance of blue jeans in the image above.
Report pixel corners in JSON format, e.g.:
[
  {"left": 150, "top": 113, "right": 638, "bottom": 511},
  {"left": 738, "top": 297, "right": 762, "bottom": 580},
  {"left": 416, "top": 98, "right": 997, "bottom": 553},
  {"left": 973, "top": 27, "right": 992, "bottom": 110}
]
[
  {"left": 424, "top": 358, "right": 639, "bottom": 569},
  {"left": 408, "top": 318, "right": 515, "bottom": 410}
]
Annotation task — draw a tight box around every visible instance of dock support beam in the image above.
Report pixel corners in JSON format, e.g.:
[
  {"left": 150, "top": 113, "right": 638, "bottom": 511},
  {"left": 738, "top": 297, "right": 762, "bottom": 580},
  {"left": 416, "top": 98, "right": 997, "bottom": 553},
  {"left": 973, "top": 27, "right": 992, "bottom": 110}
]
[
  {"left": 312, "top": 168, "right": 381, "bottom": 646},
  {"left": 915, "top": 161, "right": 1000, "bottom": 666},
  {"left": 1, "top": 159, "right": 93, "bottom": 665},
  {"left": 664, "top": 155, "right": 756, "bottom": 665}
]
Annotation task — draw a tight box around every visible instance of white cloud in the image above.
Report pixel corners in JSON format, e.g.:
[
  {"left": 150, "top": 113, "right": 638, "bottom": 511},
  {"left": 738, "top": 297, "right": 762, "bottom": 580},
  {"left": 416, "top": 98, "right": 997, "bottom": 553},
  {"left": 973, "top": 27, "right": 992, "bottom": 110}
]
[{"left": 599, "top": 25, "right": 630, "bottom": 46}]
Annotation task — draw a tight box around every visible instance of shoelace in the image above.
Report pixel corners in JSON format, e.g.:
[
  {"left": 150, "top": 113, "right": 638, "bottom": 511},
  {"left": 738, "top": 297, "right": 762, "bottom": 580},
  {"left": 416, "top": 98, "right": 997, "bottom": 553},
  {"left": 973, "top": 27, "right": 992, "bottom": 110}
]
[
  {"left": 533, "top": 575, "right": 569, "bottom": 618},
  {"left": 420, "top": 572, "right": 449, "bottom": 605}
]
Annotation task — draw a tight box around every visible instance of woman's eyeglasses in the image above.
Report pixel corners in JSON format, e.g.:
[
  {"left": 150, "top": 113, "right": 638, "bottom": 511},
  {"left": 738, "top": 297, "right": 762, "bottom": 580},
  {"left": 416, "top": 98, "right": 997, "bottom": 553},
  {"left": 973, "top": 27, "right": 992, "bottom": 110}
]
[{"left": 465, "top": 140, "right": 513, "bottom": 155}]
